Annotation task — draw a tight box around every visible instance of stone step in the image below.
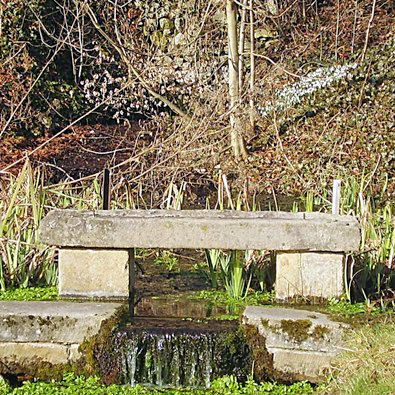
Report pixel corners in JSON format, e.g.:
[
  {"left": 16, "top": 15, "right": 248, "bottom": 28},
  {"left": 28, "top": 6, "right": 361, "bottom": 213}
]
[
  {"left": 0, "top": 301, "right": 122, "bottom": 374},
  {"left": 242, "top": 306, "right": 349, "bottom": 383}
]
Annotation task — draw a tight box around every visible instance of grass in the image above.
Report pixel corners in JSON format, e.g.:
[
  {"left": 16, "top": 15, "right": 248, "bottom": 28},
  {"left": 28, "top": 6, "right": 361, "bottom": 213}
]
[
  {"left": 0, "top": 374, "right": 314, "bottom": 395},
  {"left": 0, "top": 286, "right": 58, "bottom": 301},
  {"left": 326, "top": 298, "right": 394, "bottom": 316},
  {"left": 318, "top": 320, "right": 395, "bottom": 395}
]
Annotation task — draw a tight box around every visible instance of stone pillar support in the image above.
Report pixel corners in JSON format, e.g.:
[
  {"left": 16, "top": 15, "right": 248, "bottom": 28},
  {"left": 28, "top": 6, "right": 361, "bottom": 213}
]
[
  {"left": 275, "top": 252, "right": 344, "bottom": 300},
  {"left": 58, "top": 249, "right": 131, "bottom": 299}
]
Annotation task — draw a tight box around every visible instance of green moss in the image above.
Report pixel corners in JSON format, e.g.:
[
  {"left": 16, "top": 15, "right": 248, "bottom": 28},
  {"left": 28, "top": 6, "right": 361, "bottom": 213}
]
[
  {"left": 279, "top": 320, "right": 312, "bottom": 343},
  {"left": 311, "top": 325, "right": 330, "bottom": 340},
  {"left": 78, "top": 304, "right": 129, "bottom": 383}
]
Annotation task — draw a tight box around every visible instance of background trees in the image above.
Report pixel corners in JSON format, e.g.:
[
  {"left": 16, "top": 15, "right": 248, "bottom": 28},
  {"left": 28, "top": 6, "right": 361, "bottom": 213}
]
[{"left": 0, "top": 0, "right": 393, "bottom": 195}]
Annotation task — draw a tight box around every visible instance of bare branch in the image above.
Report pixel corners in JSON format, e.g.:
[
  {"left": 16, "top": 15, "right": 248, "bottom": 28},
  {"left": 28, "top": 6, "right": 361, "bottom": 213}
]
[{"left": 83, "top": 2, "right": 190, "bottom": 119}]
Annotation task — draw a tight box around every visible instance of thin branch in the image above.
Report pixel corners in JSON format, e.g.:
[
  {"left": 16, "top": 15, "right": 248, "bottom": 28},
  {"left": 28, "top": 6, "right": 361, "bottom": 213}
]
[
  {"left": 83, "top": 2, "right": 189, "bottom": 118},
  {"left": 0, "top": 81, "right": 133, "bottom": 174},
  {"left": 238, "top": 0, "right": 248, "bottom": 93},
  {"left": 361, "top": 0, "right": 377, "bottom": 63},
  {"left": 249, "top": 0, "right": 255, "bottom": 130},
  {"left": 245, "top": 52, "right": 300, "bottom": 78}
]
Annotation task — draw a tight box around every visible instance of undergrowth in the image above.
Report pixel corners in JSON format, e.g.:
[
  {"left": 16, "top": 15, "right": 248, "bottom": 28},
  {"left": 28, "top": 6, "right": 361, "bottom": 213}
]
[
  {"left": 318, "top": 320, "right": 395, "bottom": 394},
  {"left": 0, "top": 286, "right": 57, "bottom": 301},
  {"left": 0, "top": 374, "right": 314, "bottom": 395}
]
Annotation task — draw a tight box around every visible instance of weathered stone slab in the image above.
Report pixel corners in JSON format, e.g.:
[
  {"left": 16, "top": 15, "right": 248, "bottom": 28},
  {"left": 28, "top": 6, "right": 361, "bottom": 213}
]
[
  {"left": 276, "top": 252, "right": 344, "bottom": 300},
  {"left": 0, "top": 301, "right": 122, "bottom": 376},
  {"left": 242, "top": 306, "right": 348, "bottom": 383},
  {"left": 269, "top": 348, "right": 336, "bottom": 382},
  {"left": 0, "top": 343, "right": 74, "bottom": 365},
  {"left": 0, "top": 301, "right": 122, "bottom": 343},
  {"left": 59, "top": 249, "right": 130, "bottom": 299},
  {"left": 40, "top": 209, "right": 360, "bottom": 252}
]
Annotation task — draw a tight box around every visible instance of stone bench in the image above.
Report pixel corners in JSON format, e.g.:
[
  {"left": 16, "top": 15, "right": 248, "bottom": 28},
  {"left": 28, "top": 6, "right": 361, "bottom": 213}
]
[{"left": 39, "top": 209, "right": 360, "bottom": 300}]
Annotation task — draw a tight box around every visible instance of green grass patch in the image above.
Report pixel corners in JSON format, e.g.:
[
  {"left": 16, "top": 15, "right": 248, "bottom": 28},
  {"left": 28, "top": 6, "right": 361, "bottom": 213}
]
[
  {"left": 318, "top": 320, "right": 395, "bottom": 394},
  {"left": 0, "top": 374, "right": 314, "bottom": 395},
  {"left": 0, "top": 287, "right": 58, "bottom": 301},
  {"left": 326, "top": 298, "right": 394, "bottom": 317}
]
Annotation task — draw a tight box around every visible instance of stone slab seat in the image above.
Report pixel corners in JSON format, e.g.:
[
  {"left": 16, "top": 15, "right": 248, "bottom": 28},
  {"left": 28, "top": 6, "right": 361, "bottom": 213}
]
[
  {"left": 40, "top": 209, "right": 360, "bottom": 251},
  {"left": 39, "top": 209, "right": 361, "bottom": 300}
]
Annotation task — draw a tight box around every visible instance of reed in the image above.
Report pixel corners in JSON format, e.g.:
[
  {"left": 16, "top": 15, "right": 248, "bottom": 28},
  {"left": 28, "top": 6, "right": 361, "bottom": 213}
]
[{"left": 0, "top": 162, "right": 392, "bottom": 304}]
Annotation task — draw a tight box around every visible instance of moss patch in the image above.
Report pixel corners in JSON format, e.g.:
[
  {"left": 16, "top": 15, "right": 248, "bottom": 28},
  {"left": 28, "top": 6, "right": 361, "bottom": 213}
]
[
  {"left": 311, "top": 325, "right": 330, "bottom": 341},
  {"left": 279, "top": 319, "right": 312, "bottom": 343}
]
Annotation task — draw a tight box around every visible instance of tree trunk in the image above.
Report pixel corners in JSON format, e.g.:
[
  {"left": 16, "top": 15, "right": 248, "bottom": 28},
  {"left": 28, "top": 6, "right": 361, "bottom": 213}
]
[{"left": 226, "top": 0, "right": 248, "bottom": 161}]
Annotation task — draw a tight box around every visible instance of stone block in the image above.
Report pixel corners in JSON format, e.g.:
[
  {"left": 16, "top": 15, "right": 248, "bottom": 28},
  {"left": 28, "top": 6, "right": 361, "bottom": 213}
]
[
  {"left": 0, "top": 301, "right": 122, "bottom": 343},
  {"left": 276, "top": 252, "right": 344, "bottom": 300},
  {"left": 40, "top": 209, "right": 360, "bottom": 252},
  {"left": 242, "top": 306, "right": 348, "bottom": 383},
  {"left": 243, "top": 306, "right": 347, "bottom": 352},
  {"left": 59, "top": 249, "right": 130, "bottom": 299},
  {"left": 269, "top": 348, "right": 335, "bottom": 382},
  {"left": 0, "top": 301, "right": 122, "bottom": 375},
  {"left": 0, "top": 343, "right": 71, "bottom": 366}
]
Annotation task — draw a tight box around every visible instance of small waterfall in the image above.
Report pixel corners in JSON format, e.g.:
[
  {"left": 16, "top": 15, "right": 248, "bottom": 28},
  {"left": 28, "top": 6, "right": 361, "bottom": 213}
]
[{"left": 115, "top": 318, "right": 250, "bottom": 388}]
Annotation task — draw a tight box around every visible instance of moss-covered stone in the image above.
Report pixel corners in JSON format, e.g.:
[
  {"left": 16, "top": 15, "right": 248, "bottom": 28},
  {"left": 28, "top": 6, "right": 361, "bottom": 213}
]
[
  {"left": 279, "top": 319, "right": 312, "bottom": 343},
  {"left": 243, "top": 324, "right": 297, "bottom": 384}
]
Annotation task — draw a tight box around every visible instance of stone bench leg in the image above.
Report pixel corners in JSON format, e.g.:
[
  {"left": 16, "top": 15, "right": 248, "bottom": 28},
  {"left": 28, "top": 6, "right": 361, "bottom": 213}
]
[
  {"left": 275, "top": 252, "right": 344, "bottom": 300},
  {"left": 58, "top": 249, "right": 131, "bottom": 299}
]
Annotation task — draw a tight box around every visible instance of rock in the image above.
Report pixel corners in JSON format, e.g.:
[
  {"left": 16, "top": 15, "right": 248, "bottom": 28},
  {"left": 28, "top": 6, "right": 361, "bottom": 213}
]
[
  {"left": 0, "top": 301, "right": 123, "bottom": 376},
  {"left": 39, "top": 209, "right": 360, "bottom": 252},
  {"left": 276, "top": 252, "right": 344, "bottom": 300},
  {"left": 242, "top": 306, "right": 348, "bottom": 383}
]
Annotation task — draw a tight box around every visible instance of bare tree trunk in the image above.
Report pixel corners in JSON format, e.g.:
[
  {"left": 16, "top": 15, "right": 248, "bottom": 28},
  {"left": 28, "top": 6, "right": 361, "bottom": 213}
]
[
  {"left": 249, "top": 0, "right": 255, "bottom": 132},
  {"left": 238, "top": 0, "right": 248, "bottom": 93},
  {"left": 226, "top": 0, "right": 248, "bottom": 161}
]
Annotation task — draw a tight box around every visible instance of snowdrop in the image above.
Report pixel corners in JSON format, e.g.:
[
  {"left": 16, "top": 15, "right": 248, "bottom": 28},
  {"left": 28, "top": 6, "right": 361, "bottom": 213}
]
[{"left": 257, "top": 63, "right": 357, "bottom": 117}]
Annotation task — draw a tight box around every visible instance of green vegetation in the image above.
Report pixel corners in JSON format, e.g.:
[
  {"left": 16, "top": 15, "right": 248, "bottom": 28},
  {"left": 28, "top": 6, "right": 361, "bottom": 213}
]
[
  {"left": 327, "top": 298, "right": 393, "bottom": 316},
  {"left": 0, "top": 162, "right": 392, "bottom": 305},
  {"left": 0, "top": 286, "right": 57, "bottom": 301},
  {"left": 193, "top": 290, "right": 274, "bottom": 317},
  {"left": 154, "top": 251, "right": 180, "bottom": 272},
  {"left": 0, "top": 162, "right": 57, "bottom": 289},
  {"left": 298, "top": 175, "right": 394, "bottom": 302},
  {"left": 0, "top": 374, "right": 314, "bottom": 395},
  {"left": 318, "top": 321, "right": 395, "bottom": 395}
]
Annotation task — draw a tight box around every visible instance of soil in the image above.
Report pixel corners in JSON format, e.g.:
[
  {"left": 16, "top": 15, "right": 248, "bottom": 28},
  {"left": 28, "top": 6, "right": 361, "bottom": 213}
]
[{"left": 0, "top": 123, "right": 154, "bottom": 182}]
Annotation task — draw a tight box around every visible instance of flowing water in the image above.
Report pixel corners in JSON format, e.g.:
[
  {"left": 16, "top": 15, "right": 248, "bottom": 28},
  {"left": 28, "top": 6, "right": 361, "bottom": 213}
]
[{"left": 114, "top": 317, "right": 250, "bottom": 388}]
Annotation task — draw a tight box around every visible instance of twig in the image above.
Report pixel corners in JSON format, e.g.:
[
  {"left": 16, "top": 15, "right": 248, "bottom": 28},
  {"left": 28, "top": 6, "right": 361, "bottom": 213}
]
[
  {"left": 83, "top": 2, "right": 189, "bottom": 118},
  {"left": 335, "top": 0, "right": 340, "bottom": 61},
  {"left": 233, "top": 0, "right": 253, "bottom": 11},
  {"left": 0, "top": 81, "right": 133, "bottom": 174},
  {"left": 75, "top": 144, "right": 131, "bottom": 156},
  {"left": 0, "top": 47, "right": 63, "bottom": 139},
  {"left": 249, "top": 0, "right": 255, "bottom": 131},
  {"left": 245, "top": 52, "right": 300, "bottom": 78},
  {"left": 361, "top": 0, "right": 377, "bottom": 63}
]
